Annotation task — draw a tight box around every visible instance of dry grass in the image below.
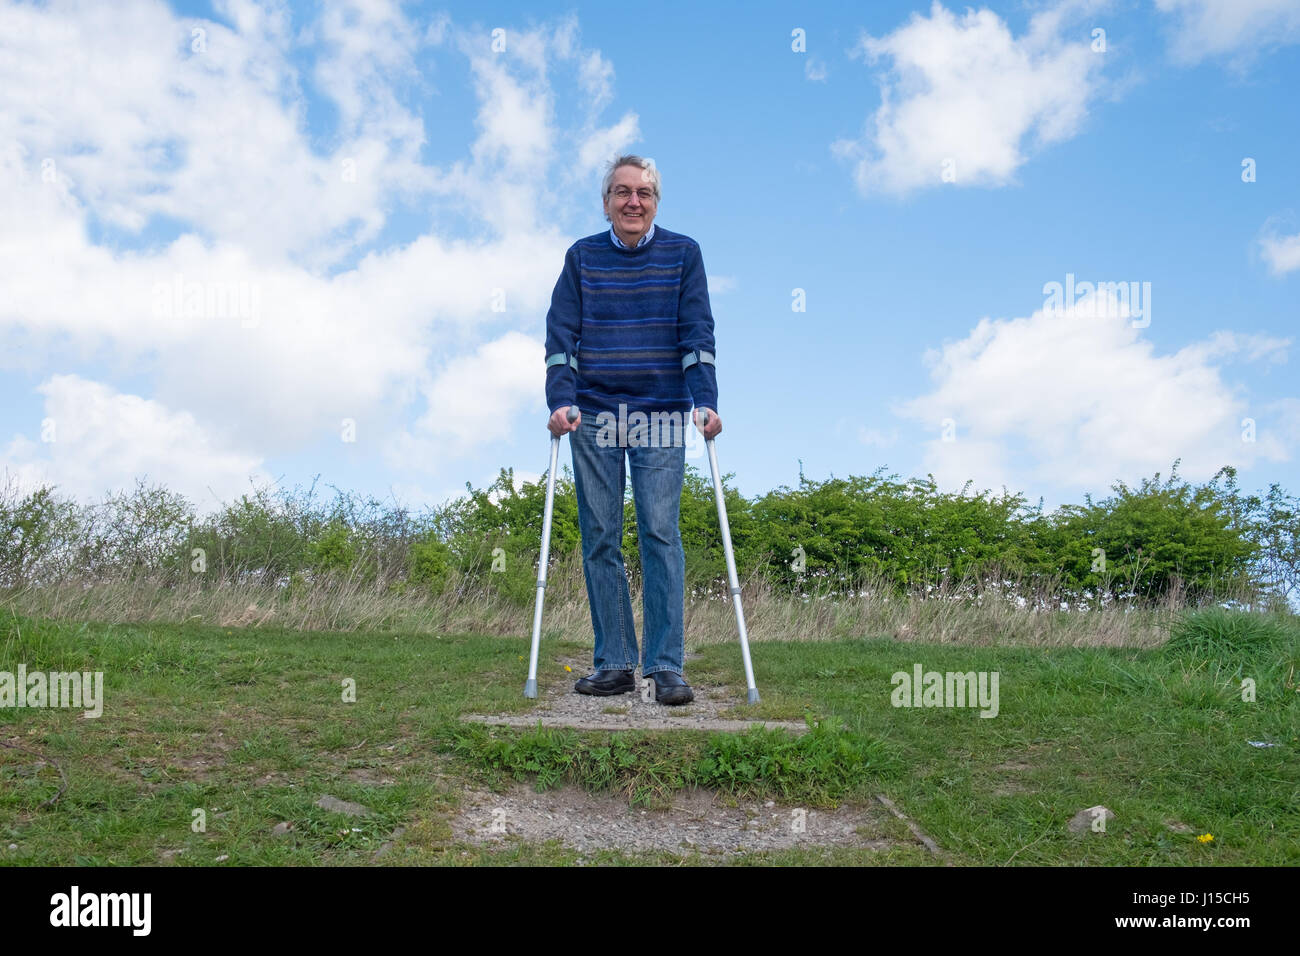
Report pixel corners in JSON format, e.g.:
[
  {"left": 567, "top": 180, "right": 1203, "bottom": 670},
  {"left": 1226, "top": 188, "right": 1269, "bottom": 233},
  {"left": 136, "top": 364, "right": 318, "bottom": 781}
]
[
  {"left": 681, "top": 566, "right": 1181, "bottom": 649},
  {"left": 0, "top": 550, "right": 1190, "bottom": 649}
]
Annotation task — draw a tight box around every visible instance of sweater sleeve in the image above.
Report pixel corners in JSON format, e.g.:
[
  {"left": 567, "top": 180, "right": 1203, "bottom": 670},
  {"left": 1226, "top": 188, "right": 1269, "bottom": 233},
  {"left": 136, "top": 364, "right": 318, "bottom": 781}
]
[
  {"left": 677, "top": 241, "right": 719, "bottom": 413},
  {"left": 544, "top": 244, "right": 582, "bottom": 414}
]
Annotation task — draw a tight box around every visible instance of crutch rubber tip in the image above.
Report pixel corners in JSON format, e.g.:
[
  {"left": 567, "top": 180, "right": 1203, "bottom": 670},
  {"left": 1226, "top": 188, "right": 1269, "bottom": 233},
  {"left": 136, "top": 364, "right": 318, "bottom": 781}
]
[
  {"left": 747, "top": 688, "right": 760, "bottom": 704},
  {"left": 523, "top": 679, "right": 538, "bottom": 699}
]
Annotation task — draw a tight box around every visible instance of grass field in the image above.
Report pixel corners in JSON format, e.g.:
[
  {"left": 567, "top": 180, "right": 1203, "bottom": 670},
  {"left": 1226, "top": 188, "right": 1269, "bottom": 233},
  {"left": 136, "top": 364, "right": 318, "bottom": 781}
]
[{"left": 1, "top": 609, "right": 1296, "bottom": 866}]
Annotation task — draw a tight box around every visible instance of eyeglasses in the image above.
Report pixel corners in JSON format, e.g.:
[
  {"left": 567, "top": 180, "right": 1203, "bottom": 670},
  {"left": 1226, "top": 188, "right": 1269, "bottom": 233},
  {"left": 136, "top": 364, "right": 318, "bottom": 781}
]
[{"left": 610, "top": 187, "right": 657, "bottom": 202}]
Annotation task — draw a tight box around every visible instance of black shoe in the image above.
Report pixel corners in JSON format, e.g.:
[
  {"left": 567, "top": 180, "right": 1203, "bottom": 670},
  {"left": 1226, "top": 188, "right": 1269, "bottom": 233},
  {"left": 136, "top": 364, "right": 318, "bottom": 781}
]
[
  {"left": 574, "top": 669, "right": 636, "bottom": 696},
  {"left": 650, "top": 671, "right": 694, "bottom": 706}
]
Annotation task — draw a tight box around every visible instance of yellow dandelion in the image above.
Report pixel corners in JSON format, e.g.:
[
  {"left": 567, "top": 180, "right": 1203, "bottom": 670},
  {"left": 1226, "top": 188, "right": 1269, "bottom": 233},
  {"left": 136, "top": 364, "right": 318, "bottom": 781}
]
[
  {"left": 1197, "top": 833, "right": 1214, "bottom": 843},
  {"left": 564, "top": 665, "right": 572, "bottom": 672}
]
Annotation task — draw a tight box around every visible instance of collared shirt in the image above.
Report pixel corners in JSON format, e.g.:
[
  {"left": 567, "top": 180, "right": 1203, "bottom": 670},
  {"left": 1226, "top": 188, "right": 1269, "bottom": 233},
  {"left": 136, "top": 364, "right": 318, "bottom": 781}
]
[{"left": 609, "top": 222, "right": 655, "bottom": 249}]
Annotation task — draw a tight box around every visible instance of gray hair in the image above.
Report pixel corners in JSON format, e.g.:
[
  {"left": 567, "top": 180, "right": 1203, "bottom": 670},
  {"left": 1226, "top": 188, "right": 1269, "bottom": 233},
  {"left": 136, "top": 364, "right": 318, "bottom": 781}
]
[{"left": 601, "top": 154, "right": 661, "bottom": 221}]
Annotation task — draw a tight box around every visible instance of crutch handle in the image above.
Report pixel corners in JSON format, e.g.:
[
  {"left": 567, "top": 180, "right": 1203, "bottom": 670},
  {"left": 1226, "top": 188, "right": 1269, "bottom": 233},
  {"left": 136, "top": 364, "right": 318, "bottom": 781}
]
[{"left": 549, "top": 405, "right": 579, "bottom": 440}]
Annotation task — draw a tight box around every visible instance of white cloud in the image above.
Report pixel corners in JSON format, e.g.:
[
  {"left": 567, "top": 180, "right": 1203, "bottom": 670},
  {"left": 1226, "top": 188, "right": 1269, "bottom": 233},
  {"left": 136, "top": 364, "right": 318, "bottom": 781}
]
[
  {"left": 804, "top": 57, "right": 828, "bottom": 82},
  {"left": 579, "top": 50, "right": 615, "bottom": 111},
  {"left": 0, "top": 141, "right": 567, "bottom": 455},
  {"left": 4, "top": 374, "right": 268, "bottom": 507},
  {"left": 833, "top": 1, "right": 1107, "bottom": 197},
  {"left": 443, "top": 18, "right": 638, "bottom": 232},
  {"left": 0, "top": 0, "right": 437, "bottom": 272},
  {"left": 465, "top": 51, "right": 556, "bottom": 174},
  {"left": 893, "top": 288, "right": 1294, "bottom": 494},
  {"left": 1155, "top": 0, "right": 1300, "bottom": 63},
  {"left": 1260, "top": 230, "right": 1300, "bottom": 276},
  {"left": 424, "top": 10, "right": 451, "bottom": 46},
  {"left": 0, "top": 2, "right": 638, "bottom": 504},
  {"left": 576, "top": 112, "right": 641, "bottom": 180},
  {"left": 407, "top": 330, "right": 546, "bottom": 450},
  {"left": 708, "top": 275, "right": 738, "bottom": 295}
]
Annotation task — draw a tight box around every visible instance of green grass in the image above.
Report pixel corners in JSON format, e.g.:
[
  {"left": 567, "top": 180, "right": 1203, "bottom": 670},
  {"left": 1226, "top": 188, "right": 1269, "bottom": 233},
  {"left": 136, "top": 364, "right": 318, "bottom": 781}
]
[
  {"left": 1, "top": 608, "right": 1296, "bottom": 865},
  {"left": 448, "top": 716, "right": 898, "bottom": 808}
]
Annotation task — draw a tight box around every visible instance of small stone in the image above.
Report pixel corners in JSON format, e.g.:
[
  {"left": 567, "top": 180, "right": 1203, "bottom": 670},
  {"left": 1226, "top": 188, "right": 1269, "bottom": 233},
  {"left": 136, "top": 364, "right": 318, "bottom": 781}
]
[
  {"left": 315, "top": 795, "right": 371, "bottom": 817},
  {"left": 215, "top": 854, "right": 229, "bottom": 862},
  {"left": 8, "top": 844, "right": 16, "bottom": 851},
  {"left": 1068, "top": 805, "right": 1114, "bottom": 834},
  {"left": 271, "top": 821, "right": 294, "bottom": 836}
]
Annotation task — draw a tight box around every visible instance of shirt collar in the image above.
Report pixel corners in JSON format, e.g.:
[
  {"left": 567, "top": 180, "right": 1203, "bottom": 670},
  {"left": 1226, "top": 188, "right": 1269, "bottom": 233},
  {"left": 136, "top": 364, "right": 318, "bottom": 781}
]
[{"left": 609, "top": 223, "right": 655, "bottom": 249}]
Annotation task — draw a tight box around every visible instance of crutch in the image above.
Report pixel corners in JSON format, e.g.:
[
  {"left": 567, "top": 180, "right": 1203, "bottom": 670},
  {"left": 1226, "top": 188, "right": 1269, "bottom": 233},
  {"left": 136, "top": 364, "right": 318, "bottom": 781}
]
[
  {"left": 524, "top": 405, "right": 579, "bottom": 698},
  {"left": 697, "top": 408, "right": 759, "bottom": 704}
]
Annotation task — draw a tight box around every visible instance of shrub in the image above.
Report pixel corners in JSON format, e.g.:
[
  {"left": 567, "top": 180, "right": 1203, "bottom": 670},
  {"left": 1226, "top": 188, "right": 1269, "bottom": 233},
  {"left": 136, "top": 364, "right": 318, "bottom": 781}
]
[
  {"left": 310, "top": 520, "right": 356, "bottom": 575},
  {"left": 408, "top": 532, "right": 455, "bottom": 595}
]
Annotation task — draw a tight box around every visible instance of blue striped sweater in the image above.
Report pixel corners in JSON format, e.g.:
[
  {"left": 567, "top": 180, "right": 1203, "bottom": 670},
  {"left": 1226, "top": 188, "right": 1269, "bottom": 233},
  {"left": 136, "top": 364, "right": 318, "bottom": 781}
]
[{"left": 544, "top": 225, "right": 719, "bottom": 420}]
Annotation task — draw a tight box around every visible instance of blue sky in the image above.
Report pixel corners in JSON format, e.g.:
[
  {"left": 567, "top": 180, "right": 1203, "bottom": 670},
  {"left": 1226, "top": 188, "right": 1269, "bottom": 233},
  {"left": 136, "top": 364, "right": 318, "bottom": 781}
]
[{"left": 2, "top": 0, "right": 1298, "bottom": 518}]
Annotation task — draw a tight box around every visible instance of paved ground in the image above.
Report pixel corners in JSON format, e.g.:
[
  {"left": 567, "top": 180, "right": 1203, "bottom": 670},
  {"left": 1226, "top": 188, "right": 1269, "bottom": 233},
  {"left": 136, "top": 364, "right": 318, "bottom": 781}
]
[
  {"left": 463, "top": 654, "right": 809, "bottom": 734},
  {"left": 455, "top": 654, "right": 946, "bottom": 860},
  {"left": 449, "top": 781, "right": 903, "bottom": 857}
]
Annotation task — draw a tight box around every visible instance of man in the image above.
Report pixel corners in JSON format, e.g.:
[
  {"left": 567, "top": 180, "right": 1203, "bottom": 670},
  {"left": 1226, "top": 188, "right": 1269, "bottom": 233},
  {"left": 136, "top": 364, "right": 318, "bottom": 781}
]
[{"left": 543, "top": 154, "right": 721, "bottom": 706}]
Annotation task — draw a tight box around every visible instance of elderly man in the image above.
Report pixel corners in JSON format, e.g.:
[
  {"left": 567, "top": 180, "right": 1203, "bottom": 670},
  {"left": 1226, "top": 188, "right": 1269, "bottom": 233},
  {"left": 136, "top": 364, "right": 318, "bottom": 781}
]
[{"left": 543, "top": 154, "right": 721, "bottom": 706}]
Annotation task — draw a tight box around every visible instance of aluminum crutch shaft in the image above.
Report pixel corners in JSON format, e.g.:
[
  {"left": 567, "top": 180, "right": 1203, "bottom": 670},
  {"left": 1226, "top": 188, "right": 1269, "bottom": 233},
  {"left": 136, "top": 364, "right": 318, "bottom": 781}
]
[
  {"left": 699, "top": 408, "right": 759, "bottom": 704},
  {"left": 525, "top": 405, "right": 578, "bottom": 698}
]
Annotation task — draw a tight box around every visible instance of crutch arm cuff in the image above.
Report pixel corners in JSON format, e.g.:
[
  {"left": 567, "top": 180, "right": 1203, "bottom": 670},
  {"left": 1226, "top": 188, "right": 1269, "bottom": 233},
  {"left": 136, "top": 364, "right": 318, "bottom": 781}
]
[
  {"left": 546, "top": 351, "right": 579, "bottom": 371},
  {"left": 681, "top": 349, "right": 715, "bottom": 371}
]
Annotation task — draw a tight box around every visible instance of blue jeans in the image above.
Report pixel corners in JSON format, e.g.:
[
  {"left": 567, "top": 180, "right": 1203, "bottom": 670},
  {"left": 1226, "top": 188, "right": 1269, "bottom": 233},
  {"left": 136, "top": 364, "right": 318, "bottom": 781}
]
[{"left": 569, "top": 409, "right": 686, "bottom": 676}]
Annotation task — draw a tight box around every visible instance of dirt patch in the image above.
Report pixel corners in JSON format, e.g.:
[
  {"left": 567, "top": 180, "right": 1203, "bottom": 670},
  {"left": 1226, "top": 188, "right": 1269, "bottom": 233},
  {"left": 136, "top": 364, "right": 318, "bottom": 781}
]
[
  {"left": 347, "top": 768, "right": 397, "bottom": 787},
  {"left": 992, "top": 760, "right": 1032, "bottom": 772},
  {"left": 463, "top": 658, "right": 807, "bottom": 735},
  {"left": 449, "top": 781, "right": 901, "bottom": 857},
  {"left": 990, "top": 759, "right": 1035, "bottom": 796},
  {"left": 167, "top": 754, "right": 226, "bottom": 777}
]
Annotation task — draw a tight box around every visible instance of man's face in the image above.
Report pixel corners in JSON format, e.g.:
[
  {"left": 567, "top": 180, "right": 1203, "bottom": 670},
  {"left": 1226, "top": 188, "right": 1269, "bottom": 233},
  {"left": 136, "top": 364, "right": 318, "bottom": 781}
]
[{"left": 604, "top": 164, "right": 658, "bottom": 242}]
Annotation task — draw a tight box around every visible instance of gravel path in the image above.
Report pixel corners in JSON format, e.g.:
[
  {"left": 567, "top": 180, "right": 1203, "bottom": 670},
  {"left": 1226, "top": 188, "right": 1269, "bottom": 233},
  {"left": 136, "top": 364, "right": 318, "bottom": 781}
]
[
  {"left": 463, "top": 654, "right": 809, "bottom": 734},
  {"left": 450, "top": 781, "right": 901, "bottom": 857}
]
